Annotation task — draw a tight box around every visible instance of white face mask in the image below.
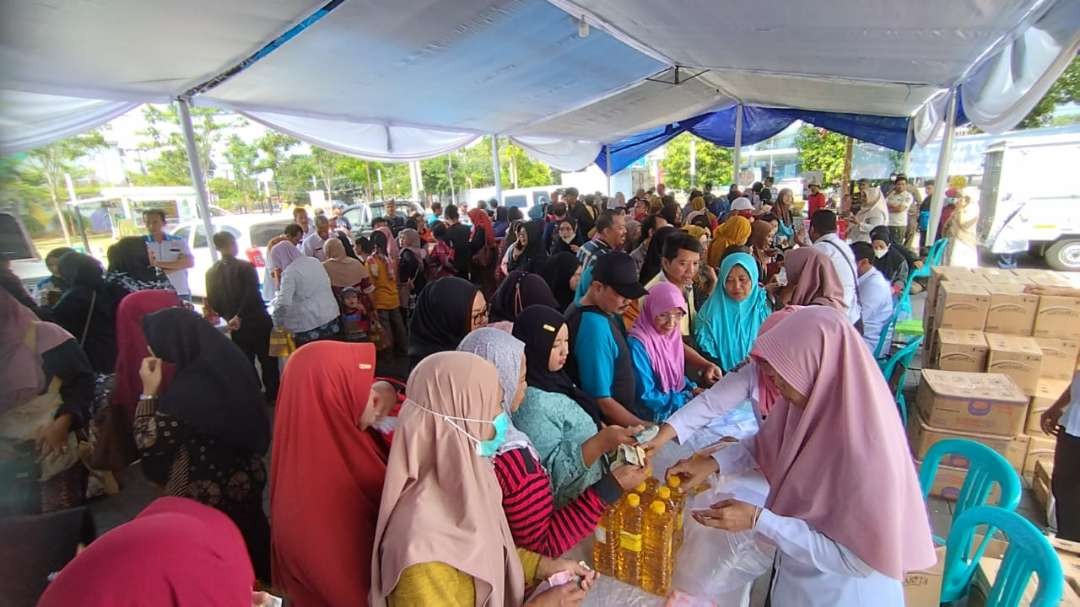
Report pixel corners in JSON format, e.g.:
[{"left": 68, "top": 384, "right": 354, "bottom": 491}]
[
  {"left": 775, "top": 267, "right": 788, "bottom": 287},
  {"left": 874, "top": 247, "right": 888, "bottom": 259}
]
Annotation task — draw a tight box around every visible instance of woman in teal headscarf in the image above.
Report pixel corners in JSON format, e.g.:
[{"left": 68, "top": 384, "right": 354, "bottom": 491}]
[{"left": 692, "top": 252, "right": 771, "bottom": 372}]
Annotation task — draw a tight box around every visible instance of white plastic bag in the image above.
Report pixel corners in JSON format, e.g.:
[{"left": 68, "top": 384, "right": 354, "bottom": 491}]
[{"left": 672, "top": 516, "right": 773, "bottom": 603}]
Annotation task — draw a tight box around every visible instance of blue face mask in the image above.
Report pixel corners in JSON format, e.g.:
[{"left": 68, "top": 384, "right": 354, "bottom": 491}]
[{"left": 411, "top": 403, "right": 510, "bottom": 458}]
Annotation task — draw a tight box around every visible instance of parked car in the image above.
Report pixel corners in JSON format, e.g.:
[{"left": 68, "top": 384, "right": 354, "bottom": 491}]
[
  {"left": 340, "top": 200, "right": 425, "bottom": 233},
  {"left": 170, "top": 214, "right": 294, "bottom": 299},
  {"left": 0, "top": 210, "right": 47, "bottom": 292}
]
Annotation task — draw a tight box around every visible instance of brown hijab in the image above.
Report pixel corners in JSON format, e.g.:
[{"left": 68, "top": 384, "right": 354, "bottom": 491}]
[
  {"left": 783, "top": 247, "right": 846, "bottom": 310},
  {"left": 371, "top": 351, "right": 524, "bottom": 607},
  {"left": 322, "top": 238, "right": 370, "bottom": 288}
]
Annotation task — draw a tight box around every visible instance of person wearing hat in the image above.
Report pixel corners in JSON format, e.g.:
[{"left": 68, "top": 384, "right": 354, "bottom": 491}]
[
  {"left": 730, "top": 197, "right": 755, "bottom": 220},
  {"left": 564, "top": 252, "right": 649, "bottom": 426}
]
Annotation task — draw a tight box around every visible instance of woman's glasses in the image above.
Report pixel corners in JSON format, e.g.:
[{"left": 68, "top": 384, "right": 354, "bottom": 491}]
[{"left": 656, "top": 310, "right": 686, "bottom": 323}]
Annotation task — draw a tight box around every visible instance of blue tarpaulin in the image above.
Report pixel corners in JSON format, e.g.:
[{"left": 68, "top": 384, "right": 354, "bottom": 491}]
[{"left": 596, "top": 105, "right": 919, "bottom": 176}]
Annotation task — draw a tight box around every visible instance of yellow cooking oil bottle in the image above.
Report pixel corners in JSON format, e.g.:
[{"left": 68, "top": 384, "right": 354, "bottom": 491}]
[
  {"left": 591, "top": 503, "right": 619, "bottom": 575},
  {"left": 641, "top": 500, "right": 675, "bottom": 596},
  {"left": 665, "top": 475, "right": 688, "bottom": 552},
  {"left": 644, "top": 465, "right": 661, "bottom": 494},
  {"left": 615, "top": 493, "right": 643, "bottom": 584}
]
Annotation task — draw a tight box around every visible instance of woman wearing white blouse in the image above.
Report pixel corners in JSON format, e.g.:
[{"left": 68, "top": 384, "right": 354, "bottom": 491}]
[{"left": 646, "top": 306, "right": 935, "bottom": 606}]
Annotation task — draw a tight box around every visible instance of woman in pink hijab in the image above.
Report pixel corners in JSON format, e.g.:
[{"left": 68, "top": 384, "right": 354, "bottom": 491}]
[
  {"left": 628, "top": 282, "right": 700, "bottom": 422},
  {"left": 649, "top": 306, "right": 934, "bottom": 606}
]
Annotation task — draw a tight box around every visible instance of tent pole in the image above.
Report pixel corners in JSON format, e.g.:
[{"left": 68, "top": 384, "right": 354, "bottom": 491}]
[
  {"left": 902, "top": 118, "right": 914, "bottom": 175},
  {"left": 926, "top": 90, "right": 958, "bottom": 248},
  {"left": 409, "top": 161, "right": 421, "bottom": 202},
  {"left": 732, "top": 104, "right": 743, "bottom": 185},
  {"left": 606, "top": 146, "right": 613, "bottom": 196},
  {"left": 177, "top": 96, "right": 217, "bottom": 262},
  {"left": 491, "top": 135, "right": 502, "bottom": 205}
]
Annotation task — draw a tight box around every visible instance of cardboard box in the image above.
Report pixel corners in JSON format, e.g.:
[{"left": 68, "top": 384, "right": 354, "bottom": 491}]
[
  {"left": 1014, "top": 269, "right": 1074, "bottom": 288},
  {"left": 1022, "top": 434, "right": 1056, "bottom": 482},
  {"left": 908, "top": 413, "right": 1030, "bottom": 471},
  {"left": 985, "top": 333, "right": 1044, "bottom": 397},
  {"left": 916, "top": 369, "right": 1029, "bottom": 437},
  {"left": 932, "top": 329, "right": 989, "bottom": 373},
  {"left": 904, "top": 545, "right": 945, "bottom": 607},
  {"left": 984, "top": 284, "right": 1038, "bottom": 335},
  {"left": 1034, "top": 336, "right": 1080, "bottom": 381},
  {"left": 916, "top": 458, "right": 1003, "bottom": 503},
  {"left": 970, "top": 540, "right": 1080, "bottom": 606},
  {"left": 936, "top": 282, "right": 990, "bottom": 332},
  {"left": 1057, "top": 538, "right": 1080, "bottom": 604},
  {"left": 1033, "top": 459, "right": 1053, "bottom": 512},
  {"left": 1034, "top": 295, "right": 1080, "bottom": 341},
  {"left": 925, "top": 267, "right": 979, "bottom": 329},
  {"left": 1026, "top": 379, "right": 1072, "bottom": 438}
]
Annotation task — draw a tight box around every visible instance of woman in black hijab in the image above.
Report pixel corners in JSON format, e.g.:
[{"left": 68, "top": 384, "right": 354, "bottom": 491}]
[
  {"left": 135, "top": 307, "right": 271, "bottom": 581},
  {"left": 49, "top": 252, "right": 118, "bottom": 373},
  {"left": 505, "top": 220, "right": 548, "bottom": 275},
  {"left": 869, "top": 225, "right": 915, "bottom": 291},
  {"left": 489, "top": 271, "right": 559, "bottom": 323},
  {"left": 638, "top": 225, "right": 678, "bottom": 284},
  {"left": 407, "top": 276, "right": 485, "bottom": 370},
  {"left": 104, "top": 236, "right": 173, "bottom": 295},
  {"left": 512, "top": 304, "right": 603, "bottom": 426},
  {"left": 540, "top": 252, "right": 580, "bottom": 312}
]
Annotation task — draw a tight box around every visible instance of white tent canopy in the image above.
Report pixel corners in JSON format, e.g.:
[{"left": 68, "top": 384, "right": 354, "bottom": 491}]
[{"left": 2, "top": 0, "right": 1078, "bottom": 170}]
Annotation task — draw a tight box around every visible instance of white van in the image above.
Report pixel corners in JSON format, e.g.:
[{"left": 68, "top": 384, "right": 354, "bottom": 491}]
[
  {"left": 170, "top": 214, "right": 294, "bottom": 299},
  {"left": 977, "top": 133, "right": 1080, "bottom": 271}
]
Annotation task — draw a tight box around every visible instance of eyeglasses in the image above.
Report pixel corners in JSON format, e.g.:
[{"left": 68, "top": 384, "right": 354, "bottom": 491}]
[
  {"left": 656, "top": 310, "right": 686, "bottom": 323},
  {"left": 471, "top": 305, "right": 490, "bottom": 326}
]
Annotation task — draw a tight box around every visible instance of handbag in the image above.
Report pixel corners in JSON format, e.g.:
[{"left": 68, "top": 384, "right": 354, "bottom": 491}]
[{"left": 268, "top": 327, "right": 296, "bottom": 358}]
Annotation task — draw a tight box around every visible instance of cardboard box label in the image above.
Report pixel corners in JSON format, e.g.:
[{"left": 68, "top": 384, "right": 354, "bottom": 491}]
[
  {"left": 986, "top": 333, "right": 1043, "bottom": 396},
  {"left": 933, "top": 329, "right": 989, "bottom": 373},
  {"left": 937, "top": 283, "right": 990, "bottom": 332},
  {"left": 984, "top": 284, "right": 1038, "bottom": 336},
  {"left": 904, "top": 545, "right": 945, "bottom": 607}
]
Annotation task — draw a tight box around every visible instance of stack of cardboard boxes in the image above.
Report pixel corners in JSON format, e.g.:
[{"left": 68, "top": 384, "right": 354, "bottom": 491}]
[{"left": 914, "top": 267, "right": 1080, "bottom": 504}]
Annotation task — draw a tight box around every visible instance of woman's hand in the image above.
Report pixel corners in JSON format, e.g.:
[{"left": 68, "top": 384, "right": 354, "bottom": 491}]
[
  {"left": 611, "top": 464, "right": 650, "bottom": 491},
  {"left": 1041, "top": 405, "right": 1064, "bottom": 437},
  {"left": 536, "top": 557, "right": 597, "bottom": 591},
  {"left": 525, "top": 582, "right": 587, "bottom": 607},
  {"left": 691, "top": 499, "right": 759, "bottom": 533},
  {"left": 640, "top": 423, "right": 678, "bottom": 454},
  {"left": 667, "top": 453, "right": 719, "bottom": 490},
  {"left": 37, "top": 413, "right": 73, "bottom": 455},
  {"left": 139, "top": 356, "right": 164, "bottom": 397},
  {"left": 598, "top": 425, "right": 642, "bottom": 452}
]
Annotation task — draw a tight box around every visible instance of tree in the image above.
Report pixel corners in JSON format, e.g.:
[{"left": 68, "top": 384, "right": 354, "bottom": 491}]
[
  {"left": 222, "top": 135, "right": 259, "bottom": 208},
  {"left": 1018, "top": 56, "right": 1080, "bottom": 129},
  {"left": 21, "top": 131, "right": 108, "bottom": 242},
  {"left": 794, "top": 126, "right": 847, "bottom": 185},
  {"left": 130, "top": 103, "right": 242, "bottom": 187},
  {"left": 660, "top": 133, "right": 733, "bottom": 190}
]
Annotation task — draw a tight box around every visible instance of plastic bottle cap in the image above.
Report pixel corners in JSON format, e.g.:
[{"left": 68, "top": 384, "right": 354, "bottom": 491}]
[
  {"left": 667, "top": 475, "right": 682, "bottom": 488},
  {"left": 634, "top": 483, "right": 648, "bottom": 493},
  {"left": 627, "top": 493, "right": 641, "bottom": 507},
  {"left": 657, "top": 486, "right": 671, "bottom": 500},
  {"left": 650, "top": 501, "right": 666, "bottom": 515}
]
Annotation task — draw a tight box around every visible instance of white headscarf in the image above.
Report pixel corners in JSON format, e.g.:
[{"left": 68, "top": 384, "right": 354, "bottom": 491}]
[{"left": 457, "top": 328, "right": 538, "bottom": 458}]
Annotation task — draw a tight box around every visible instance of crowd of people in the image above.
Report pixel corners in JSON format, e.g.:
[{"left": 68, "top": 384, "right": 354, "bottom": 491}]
[{"left": 3, "top": 177, "right": 1072, "bottom": 607}]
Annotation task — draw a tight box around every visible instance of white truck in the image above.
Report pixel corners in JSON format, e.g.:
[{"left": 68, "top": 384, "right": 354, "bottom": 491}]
[{"left": 978, "top": 133, "right": 1080, "bottom": 271}]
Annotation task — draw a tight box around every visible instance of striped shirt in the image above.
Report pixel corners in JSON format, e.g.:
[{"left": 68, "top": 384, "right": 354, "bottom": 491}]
[{"left": 492, "top": 447, "right": 620, "bottom": 558}]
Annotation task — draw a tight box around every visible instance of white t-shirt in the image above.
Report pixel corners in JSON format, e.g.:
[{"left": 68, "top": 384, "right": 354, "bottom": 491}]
[
  {"left": 857, "top": 267, "right": 894, "bottom": 355},
  {"left": 145, "top": 233, "right": 191, "bottom": 295},
  {"left": 886, "top": 190, "right": 913, "bottom": 227},
  {"left": 812, "top": 234, "right": 861, "bottom": 325},
  {"left": 301, "top": 231, "right": 329, "bottom": 261}
]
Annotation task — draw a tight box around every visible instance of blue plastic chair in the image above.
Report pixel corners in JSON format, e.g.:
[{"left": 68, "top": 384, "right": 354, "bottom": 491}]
[
  {"left": 918, "top": 438, "right": 1022, "bottom": 545},
  {"left": 941, "top": 505, "right": 1063, "bottom": 605},
  {"left": 880, "top": 335, "right": 923, "bottom": 423}
]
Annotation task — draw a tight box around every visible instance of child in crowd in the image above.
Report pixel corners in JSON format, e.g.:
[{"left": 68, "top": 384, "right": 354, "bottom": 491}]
[{"left": 339, "top": 287, "right": 371, "bottom": 342}]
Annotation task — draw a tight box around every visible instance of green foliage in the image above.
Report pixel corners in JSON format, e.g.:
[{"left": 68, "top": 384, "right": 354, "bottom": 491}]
[
  {"left": 794, "top": 126, "right": 847, "bottom": 185},
  {"left": 660, "top": 133, "right": 733, "bottom": 190},
  {"left": 1018, "top": 56, "right": 1080, "bottom": 129},
  {"left": 14, "top": 131, "right": 107, "bottom": 237}
]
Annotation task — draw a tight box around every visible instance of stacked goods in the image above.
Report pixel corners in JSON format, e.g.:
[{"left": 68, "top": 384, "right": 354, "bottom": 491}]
[
  {"left": 591, "top": 476, "right": 686, "bottom": 596},
  {"left": 967, "top": 536, "right": 1080, "bottom": 606},
  {"left": 918, "top": 267, "right": 1080, "bottom": 491}
]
